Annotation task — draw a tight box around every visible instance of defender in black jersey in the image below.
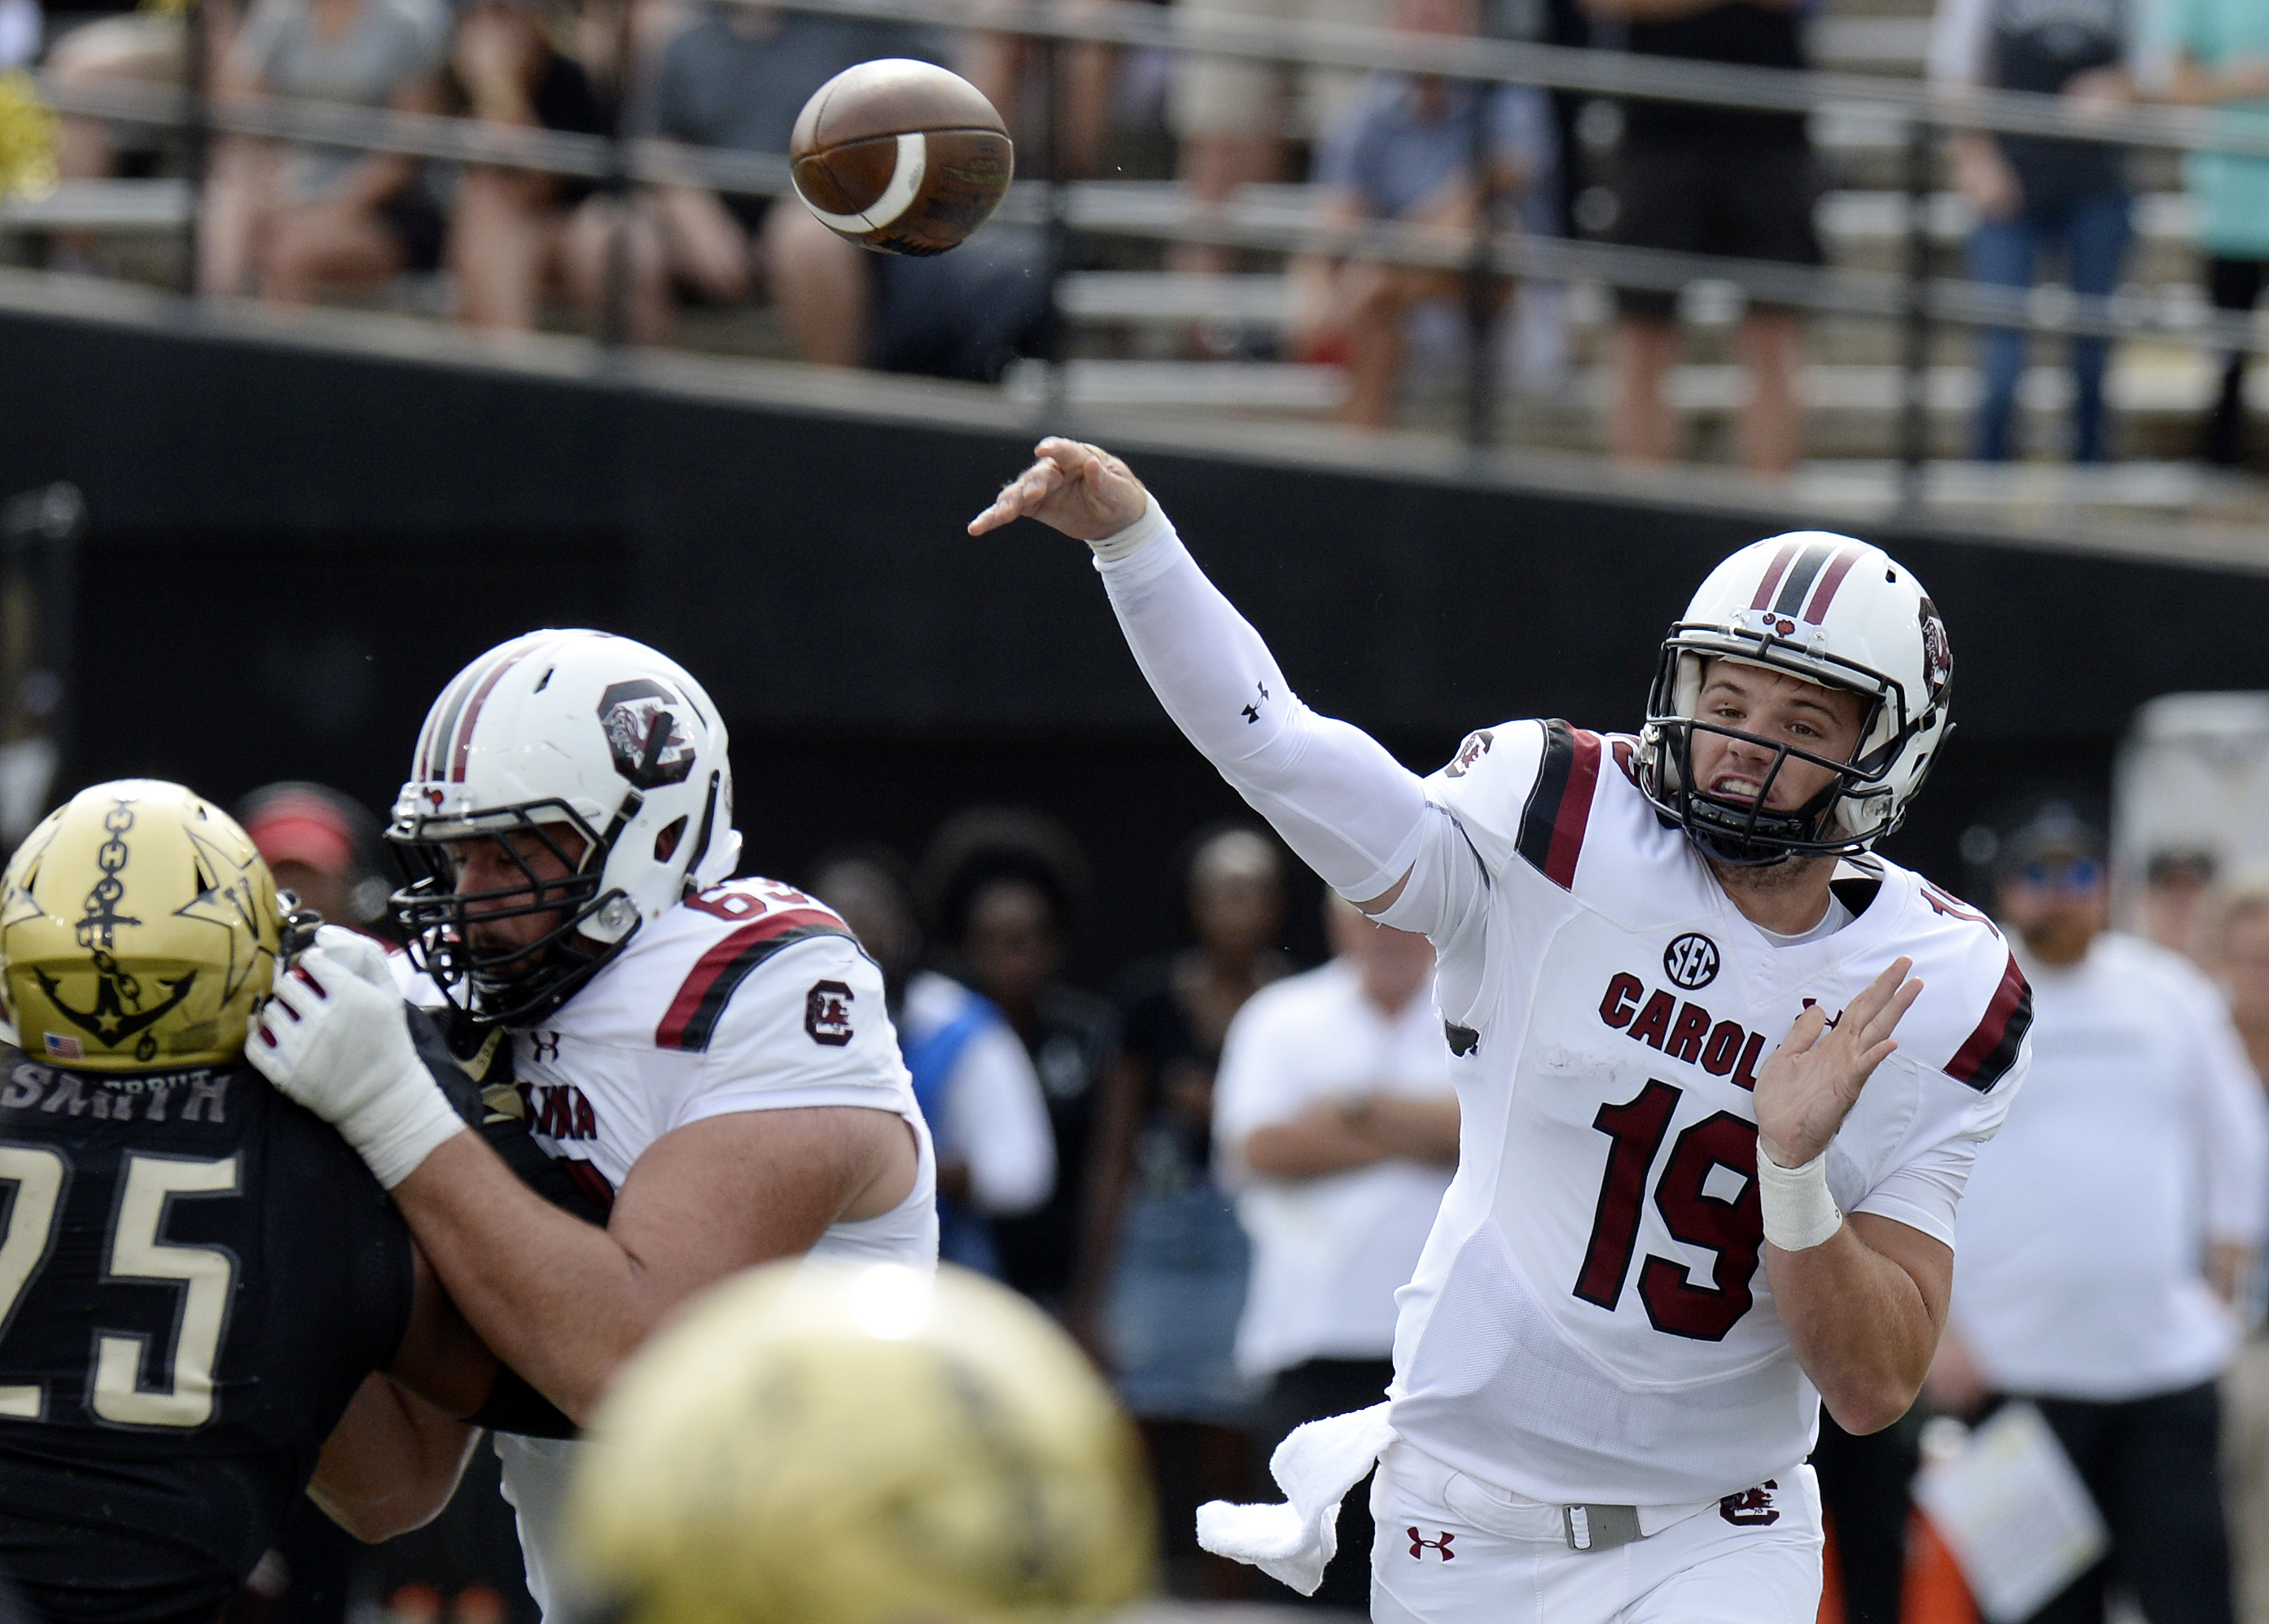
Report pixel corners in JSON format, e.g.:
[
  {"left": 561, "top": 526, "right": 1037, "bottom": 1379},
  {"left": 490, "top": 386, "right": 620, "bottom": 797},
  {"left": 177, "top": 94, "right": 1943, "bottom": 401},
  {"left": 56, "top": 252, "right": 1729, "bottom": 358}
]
[{"left": 0, "top": 781, "right": 563, "bottom": 1624}]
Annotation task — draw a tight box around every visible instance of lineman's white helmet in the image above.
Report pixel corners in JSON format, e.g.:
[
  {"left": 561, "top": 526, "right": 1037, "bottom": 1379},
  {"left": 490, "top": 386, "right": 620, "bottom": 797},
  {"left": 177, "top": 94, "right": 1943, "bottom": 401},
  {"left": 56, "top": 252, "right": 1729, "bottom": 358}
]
[
  {"left": 1634, "top": 532, "right": 1952, "bottom": 864},
  {"left": 388, "top": 630, "right": 741, "bottom": 1026}
]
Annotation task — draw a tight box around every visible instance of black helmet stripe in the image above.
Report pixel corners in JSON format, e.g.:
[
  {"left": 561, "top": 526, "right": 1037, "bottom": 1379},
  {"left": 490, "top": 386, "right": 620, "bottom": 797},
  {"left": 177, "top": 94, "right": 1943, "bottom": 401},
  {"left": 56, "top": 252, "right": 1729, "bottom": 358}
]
[{"left": 1769, "top": 541, "right": 1836, "bottom": 619}]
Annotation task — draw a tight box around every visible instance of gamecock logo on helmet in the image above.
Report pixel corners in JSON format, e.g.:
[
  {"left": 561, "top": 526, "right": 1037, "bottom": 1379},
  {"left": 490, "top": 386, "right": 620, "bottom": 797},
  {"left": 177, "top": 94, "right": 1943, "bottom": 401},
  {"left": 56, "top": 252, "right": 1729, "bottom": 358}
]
[
  {"left": 1917, "top": 598, "right": 1952, "bottom": 704},
  {"left": 597, "top": 680, "right": 698, "bottom": 787}
]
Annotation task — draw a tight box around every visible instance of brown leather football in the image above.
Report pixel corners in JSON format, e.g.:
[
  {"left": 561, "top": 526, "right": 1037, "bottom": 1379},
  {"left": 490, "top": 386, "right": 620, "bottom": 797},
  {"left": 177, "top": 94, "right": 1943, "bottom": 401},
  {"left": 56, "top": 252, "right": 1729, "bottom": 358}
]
[{"left": 788, "top": 59, "right": 1014, "bottom": 256}]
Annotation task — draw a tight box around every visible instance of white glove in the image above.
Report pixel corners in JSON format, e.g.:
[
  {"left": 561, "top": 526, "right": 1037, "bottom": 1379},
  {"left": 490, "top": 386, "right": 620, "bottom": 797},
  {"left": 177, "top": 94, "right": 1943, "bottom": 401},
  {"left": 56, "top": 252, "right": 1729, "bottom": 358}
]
[
  {"left": 308, "top": 923, "right": 397, "bottom": 991},
  {"left": 248, "top": 937, "right": 466, "bottom": 1188}
]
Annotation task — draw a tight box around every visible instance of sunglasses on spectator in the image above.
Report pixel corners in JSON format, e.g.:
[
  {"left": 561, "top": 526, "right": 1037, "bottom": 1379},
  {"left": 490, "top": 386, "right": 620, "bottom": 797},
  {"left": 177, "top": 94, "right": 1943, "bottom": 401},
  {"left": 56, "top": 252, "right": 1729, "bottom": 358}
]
[{"left": 2009, "top": 857, "right": 2103, "bottom": 892}]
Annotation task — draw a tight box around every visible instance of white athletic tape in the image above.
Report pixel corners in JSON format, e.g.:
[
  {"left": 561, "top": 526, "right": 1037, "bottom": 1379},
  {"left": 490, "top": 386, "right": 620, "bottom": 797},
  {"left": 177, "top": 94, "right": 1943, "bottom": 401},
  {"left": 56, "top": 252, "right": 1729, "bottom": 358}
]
[
  {"left": 795, "top": 131, "right": 927, "bottom": 234},
  {"left": 1757, "top": 1147, "right": 1842, "bottom": 1251}
]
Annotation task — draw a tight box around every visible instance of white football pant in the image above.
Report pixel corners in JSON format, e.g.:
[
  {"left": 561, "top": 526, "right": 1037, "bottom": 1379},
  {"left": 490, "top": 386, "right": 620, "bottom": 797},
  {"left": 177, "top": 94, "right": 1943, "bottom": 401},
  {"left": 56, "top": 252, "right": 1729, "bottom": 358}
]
[{"left": 1369, "top": 1446, "right": 1824, "bottom": 1624}]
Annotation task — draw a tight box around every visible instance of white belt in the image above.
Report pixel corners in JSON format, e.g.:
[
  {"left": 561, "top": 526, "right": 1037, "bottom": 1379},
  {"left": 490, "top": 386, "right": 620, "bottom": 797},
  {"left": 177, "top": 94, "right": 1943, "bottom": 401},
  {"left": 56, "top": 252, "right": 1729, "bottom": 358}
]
[{"left": 1380, "top": 1440, "right": 1720, "bottom": 1554}]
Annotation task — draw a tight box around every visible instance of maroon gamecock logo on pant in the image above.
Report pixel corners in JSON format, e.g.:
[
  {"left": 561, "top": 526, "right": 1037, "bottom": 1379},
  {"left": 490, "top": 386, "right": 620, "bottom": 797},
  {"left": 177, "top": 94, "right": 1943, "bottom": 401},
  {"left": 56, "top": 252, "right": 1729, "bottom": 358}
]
[
  {"left": 1719, "top": 1482, "right": 1780, "bottom": 1526},
  {"left": 1407, "top": 1528, "right": 1455, "bottom": 1561}
]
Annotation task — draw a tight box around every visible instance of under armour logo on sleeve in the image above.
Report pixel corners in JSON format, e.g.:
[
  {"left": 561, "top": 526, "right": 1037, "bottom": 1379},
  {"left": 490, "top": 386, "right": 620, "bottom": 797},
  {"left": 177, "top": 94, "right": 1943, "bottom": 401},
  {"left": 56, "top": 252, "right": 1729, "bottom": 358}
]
[
  {"left": 1407, "top": 1528, "right": 1455, "bottom": 1561},
  {"left": 1242, "top": 681, "right": 1271, "bottom": 724}
]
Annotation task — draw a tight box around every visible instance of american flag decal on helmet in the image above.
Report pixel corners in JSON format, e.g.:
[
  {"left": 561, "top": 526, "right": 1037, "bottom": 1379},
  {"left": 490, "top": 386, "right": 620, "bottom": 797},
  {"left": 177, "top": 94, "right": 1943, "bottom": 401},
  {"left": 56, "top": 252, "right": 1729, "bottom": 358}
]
[{"left": 1749, "top": 540, "right": 1865, "bottom": 628}]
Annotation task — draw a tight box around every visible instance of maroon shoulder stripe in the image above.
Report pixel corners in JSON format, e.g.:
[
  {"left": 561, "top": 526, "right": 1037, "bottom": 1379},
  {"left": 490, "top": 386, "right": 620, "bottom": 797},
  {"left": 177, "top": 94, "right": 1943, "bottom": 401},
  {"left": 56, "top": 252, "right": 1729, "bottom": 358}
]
[
  {"left": 655, "top": 908, "right": 855, "bottom": 1052},
  {"left": 1748, "top": 541, "right": 1804, "bottom": 611},
  {"left": 1800, "top": 545, "right": 1864, "bottom": 625},
  {"left": 1945, "top": 952, "right": 2033, "bottom": 1092},
  {"left": 1515, "top": 722, "right": 1604, "bottom": 890}
]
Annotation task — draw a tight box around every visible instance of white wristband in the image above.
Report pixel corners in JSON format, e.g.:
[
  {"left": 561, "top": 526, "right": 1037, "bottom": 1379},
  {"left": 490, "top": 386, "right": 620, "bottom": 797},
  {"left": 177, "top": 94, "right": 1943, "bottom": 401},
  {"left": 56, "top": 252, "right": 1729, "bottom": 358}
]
[
  {"left": 1089, "top": 493, "right": 1168, "bottom": 562},
  {"left": 1756, "top": 1149, "right": 1842, "bottom": 1251}
]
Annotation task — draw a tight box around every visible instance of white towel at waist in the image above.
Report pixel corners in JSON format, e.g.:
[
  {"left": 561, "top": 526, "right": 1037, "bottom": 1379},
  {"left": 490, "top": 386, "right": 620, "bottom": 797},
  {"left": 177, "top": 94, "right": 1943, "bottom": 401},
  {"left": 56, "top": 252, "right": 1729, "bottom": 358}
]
[{"left": 1194, "top": 1402, "right": 1395, "bottom": 1596}]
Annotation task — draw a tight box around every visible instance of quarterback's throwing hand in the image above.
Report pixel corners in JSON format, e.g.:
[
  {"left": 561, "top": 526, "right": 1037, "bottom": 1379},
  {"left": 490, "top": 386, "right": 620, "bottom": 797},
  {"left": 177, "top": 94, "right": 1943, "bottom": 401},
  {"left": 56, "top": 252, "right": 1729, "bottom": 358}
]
[
  {"left": 968, "top": 437, "right": 1149, "bottom": 542},
  {"left": 1753, "top": 958, "right": 1922, "bottom": 1171},
  {"left": 247, "top": 939, "right": 466, "bottom": 1189}
]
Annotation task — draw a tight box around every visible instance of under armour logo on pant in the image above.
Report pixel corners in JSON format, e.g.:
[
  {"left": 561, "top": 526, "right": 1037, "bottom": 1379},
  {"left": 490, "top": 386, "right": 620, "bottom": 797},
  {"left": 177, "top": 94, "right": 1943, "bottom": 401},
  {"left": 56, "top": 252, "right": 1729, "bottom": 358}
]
[{"left": 1408, "top": 1528, "right": 1455, "bottom": 1561}]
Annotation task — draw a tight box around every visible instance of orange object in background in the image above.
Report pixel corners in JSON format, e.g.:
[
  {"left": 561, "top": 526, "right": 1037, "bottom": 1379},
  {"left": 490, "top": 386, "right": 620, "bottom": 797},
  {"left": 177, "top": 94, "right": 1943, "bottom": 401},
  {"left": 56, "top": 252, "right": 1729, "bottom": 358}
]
[{"left": 1817, "top": 1510, "right": 1979, "bottom": 1624}]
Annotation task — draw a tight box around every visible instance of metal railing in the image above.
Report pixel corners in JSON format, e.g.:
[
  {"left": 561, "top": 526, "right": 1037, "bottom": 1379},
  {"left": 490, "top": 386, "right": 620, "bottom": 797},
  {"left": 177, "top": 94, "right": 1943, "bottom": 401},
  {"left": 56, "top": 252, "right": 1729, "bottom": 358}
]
[{"left": 21, "top": 0, "right": 2267, "bottom": 492}]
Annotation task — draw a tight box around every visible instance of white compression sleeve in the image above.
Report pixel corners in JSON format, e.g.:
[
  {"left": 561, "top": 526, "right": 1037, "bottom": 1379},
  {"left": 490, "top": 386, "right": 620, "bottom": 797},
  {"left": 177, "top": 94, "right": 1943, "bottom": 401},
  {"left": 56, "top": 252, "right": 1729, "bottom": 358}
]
[{"left": 1093, "top": 504, "right": 1429, "bottom": 900}]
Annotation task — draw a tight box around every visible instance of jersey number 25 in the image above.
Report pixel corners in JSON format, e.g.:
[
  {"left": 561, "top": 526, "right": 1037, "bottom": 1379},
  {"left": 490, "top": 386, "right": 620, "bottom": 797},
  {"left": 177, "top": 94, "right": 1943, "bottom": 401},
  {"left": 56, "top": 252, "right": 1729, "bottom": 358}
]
[{"left": 0, "top": 1144, "right": 240, "bottom": 1426}]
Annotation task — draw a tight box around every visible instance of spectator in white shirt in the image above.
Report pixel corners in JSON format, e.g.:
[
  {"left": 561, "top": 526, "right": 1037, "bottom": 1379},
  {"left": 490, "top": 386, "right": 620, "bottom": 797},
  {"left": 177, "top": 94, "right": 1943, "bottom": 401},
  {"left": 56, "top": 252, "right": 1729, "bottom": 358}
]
[
  {"left": 810, "top": 849, "right": 1053, "bottom": 1277},
  {"left": 1926, "top": 802, "right": 2268, "bottom": 1624},
  {"left": 1213, "top": 896, "right": 1457, "bottom": 1609}
]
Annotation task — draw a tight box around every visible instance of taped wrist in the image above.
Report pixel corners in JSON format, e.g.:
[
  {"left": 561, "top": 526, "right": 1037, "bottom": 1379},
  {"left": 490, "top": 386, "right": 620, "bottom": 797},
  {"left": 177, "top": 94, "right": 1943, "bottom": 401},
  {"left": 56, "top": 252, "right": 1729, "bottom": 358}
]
[
  {"left": 344, "top": 1076, "right": 466, "bottom": 1190},
  {"left": 1757, "top": 1149, "right": 1842, "bottom": 1251}
]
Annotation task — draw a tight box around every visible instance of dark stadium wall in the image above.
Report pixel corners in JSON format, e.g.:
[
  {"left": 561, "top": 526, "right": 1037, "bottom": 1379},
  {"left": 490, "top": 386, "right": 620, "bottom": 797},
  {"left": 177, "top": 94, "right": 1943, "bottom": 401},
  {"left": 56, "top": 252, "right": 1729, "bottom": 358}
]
[{"left": 0, "top": 303, "right": 2247, "bottom": 983}]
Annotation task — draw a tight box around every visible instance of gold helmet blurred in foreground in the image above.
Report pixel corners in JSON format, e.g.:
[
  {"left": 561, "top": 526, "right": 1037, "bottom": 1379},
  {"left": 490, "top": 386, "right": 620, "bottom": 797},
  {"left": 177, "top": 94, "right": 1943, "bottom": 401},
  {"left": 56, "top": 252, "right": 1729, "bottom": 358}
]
[
  {"left": 568, "top": 1260, "right": 1154, "bottom": 1624},
  {"left": 0, "top": 780, "right": 283, "bottom": 1069}
]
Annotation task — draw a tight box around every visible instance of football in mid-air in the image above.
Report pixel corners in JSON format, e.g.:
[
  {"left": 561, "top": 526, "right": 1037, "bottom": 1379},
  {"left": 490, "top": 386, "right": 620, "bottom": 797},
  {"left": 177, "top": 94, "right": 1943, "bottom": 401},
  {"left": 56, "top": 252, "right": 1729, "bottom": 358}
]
[{"left": 788, "top": 59, "right": 1014, "bottom": 256}]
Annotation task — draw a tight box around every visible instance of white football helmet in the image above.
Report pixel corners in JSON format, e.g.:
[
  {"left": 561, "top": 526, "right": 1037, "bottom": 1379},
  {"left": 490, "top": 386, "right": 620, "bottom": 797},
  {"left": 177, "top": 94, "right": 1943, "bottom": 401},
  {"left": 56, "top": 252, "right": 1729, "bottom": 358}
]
[
  {"left": 1634, "top": 532, "right": 1952, "bottom": 864},
  {"left": 388, "top": 630, "right": 741, "bottom": 1026}
]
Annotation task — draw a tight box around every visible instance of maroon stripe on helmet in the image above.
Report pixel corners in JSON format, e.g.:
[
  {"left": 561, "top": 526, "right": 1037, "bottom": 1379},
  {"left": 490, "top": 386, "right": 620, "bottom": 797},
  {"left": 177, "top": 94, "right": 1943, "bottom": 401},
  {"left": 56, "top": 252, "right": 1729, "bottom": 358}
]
[
  {"left": 1771, "top": 541, "right": 1835, "bottom": 618},
  {"left": 1800, "top": 546, "right": 1864, "bottom": 625},
  {"left": 1946, "top": 952, "right": 2033, "bottom": 1092},
  {"left": 1748, "top": 541, "right": 1803, "bottom": 611},
  {"left": 449, "top": 650, "right": 530, "bottom": 784},
  {"left": 422, "top": 663, "right": 484, "bottom": 785}
]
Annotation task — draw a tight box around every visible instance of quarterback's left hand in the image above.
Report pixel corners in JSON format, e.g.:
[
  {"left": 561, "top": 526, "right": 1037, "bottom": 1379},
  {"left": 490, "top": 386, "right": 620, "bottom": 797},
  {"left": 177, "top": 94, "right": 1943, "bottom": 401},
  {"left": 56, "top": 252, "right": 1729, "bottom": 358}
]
[
  {"left": 1754, "top": 957, "right": 1921, "bottom": 1171},
  {"left": 248, "top": 940, "right": 467, "bottom": 1188}
]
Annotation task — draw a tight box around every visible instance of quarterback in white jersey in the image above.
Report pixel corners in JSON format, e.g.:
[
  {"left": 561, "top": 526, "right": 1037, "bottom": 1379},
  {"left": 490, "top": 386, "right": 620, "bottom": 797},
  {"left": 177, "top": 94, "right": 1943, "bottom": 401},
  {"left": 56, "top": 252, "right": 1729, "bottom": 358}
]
[
  {"left": 244, "top": 631, "right": 936, "bottom": 1618},
  {"left": 972, "top": 442, "right": 2029, "bottom": 1624}
]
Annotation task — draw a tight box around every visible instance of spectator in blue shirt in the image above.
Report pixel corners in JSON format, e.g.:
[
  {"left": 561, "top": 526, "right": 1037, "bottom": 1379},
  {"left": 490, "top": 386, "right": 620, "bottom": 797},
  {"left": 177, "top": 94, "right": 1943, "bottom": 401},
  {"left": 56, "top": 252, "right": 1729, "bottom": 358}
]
[
  {"left": 1287, "top": 0, "right": 1555, "bottom": 429},
  {"left": 2157, "top": 0, "right": 2269, "bottom": 466}
]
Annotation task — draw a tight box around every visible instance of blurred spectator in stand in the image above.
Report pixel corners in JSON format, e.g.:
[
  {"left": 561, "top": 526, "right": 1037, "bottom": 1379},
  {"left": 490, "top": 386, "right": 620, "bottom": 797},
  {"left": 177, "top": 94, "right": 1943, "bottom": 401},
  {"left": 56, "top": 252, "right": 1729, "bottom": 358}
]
[
  {"left": 1167, "top": 0, "right": 1378, "bottom": 303},
  {"left": 922, "top": 810, "right": 1115, "bottom": 1311},
  {"left": 958, "top": 8, "right": 1117, "bottom": 182},
  {"left": 2157, "top": 0, "right": 2269, "bottom": 469},
  {"left": 199, "top": 0, "right": 448, "bottom": 304},
  {"left": 0, "top": 0, "right": 33, "bottom": 68},
  {"left": 443, "top": 0, "right": 611, "bottom": 330},
  {"left": 1285, "top": 0, "right": 1555, "bottom": 430},
  {"left": 2219, "top": 873, "right": 2269, "bottom": 1081},
  {"left": 1079, "top": 826, "right": 1289, "bottom": 1597},
  {"left": 42, "top": 0, "right": 242, "bottom": 269},
  {"left": 1583, "top": 0, "right": 1814, "bottom": 474},
  {"left": 810, "top": 846, "right": 1054, "bottom": 1279},
  {"left": 2139, "top": 847, "right": 2220, "bottom": 964},
  {"left": 235, "top": 781, "right": 391, "bottom": 938},
  {"left": 2214, "top": 874, "right": 2269, "bottom": 1624},
  {"left": 1925, "top": 801, "right": 2267, "bottom": 1624},
  {"left": 1930, "top": 0, "right": 2141, "bottom": 465},
  {"left": 1211, "top": 899, "right": 1454, "bottom": 1610},
  {"left": 569, "top": 3, "right": 1049, "bottom": 378}
]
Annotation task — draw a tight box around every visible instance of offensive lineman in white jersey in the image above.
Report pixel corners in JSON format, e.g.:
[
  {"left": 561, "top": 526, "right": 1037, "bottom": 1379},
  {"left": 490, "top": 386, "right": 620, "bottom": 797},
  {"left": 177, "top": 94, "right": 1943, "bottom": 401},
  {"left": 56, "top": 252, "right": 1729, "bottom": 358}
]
[
  {"left": 239, "top": 630, "right": 938, "bottom": 1617},
  {"left": 971, "top": 442, "right": 2030, "bottom": 1624}
]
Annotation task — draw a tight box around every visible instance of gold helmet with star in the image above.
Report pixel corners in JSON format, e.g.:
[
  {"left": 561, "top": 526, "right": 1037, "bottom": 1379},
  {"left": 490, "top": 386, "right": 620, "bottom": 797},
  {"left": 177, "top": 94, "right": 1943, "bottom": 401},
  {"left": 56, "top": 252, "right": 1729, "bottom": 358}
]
[
  {"left": 0, "top": 781, "right": 284, "bottom": 1070},
  {"left": 567, "top": 1260, "right": 1154, "bottom": 1624}
]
